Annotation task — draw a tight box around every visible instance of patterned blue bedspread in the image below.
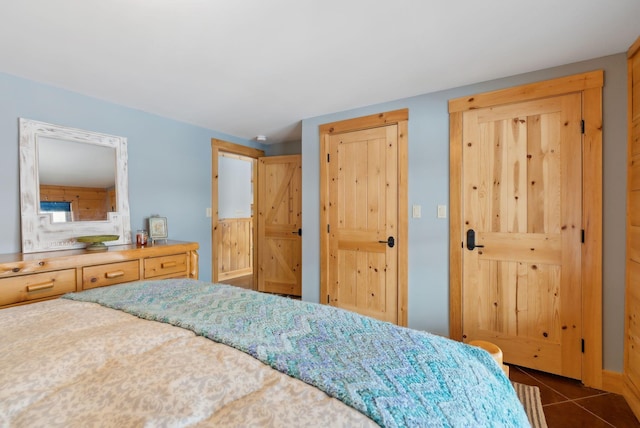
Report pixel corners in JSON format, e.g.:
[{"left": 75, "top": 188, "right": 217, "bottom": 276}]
[{"left": 63, "top": 279, "right": 529, "bottom": 427}]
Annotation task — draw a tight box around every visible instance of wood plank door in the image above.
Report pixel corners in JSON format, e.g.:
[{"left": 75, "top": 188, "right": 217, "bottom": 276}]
[
  {"left": 326, "top": 125, "right": 398, "bottom": 323},
  {"left": 257, "top": 155, "right": 302, "bottom": 296},
  {"left": 461, "top": 93, "right": 583, "bottom": 379}
]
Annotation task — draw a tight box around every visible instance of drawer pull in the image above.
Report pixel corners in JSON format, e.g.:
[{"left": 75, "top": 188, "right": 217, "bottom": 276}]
[
  {"left": 105, "top": 271, "right": 125, "bottom": 279},
  {"left": 26, "top": 282, "right": 55, "bottom": 292},
  {"left": 161, "top": 261, "right": 177, "bottom": 269}
]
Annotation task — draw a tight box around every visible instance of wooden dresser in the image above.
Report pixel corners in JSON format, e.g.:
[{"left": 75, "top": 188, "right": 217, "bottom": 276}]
[
  {"left": 0, "top": 240, "right": 199, "bottom": 309},
  {"left": 625, "top": 35, "right": 640, "bottom": 420}
]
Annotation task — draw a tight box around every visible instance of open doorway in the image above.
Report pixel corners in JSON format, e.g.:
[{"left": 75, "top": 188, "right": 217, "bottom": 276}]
[{"left": 211, "top": 139, "right": 264, "bottom": 289}]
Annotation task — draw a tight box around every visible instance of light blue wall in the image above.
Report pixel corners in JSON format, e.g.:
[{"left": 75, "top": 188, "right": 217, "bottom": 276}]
[
  {"left": 265, "top": 140, "right": 301, "bottom": 156},
  {"left": 301, "top": 53, "right": 627, "bottom": 372},
  {"left": 0, "top": 71, "right": 265, "bottom": 282}
]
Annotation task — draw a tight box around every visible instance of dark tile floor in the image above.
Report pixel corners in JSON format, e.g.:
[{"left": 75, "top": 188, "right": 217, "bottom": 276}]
[{"left": 509, "top": 365, "right": 639, "bottom": 427}]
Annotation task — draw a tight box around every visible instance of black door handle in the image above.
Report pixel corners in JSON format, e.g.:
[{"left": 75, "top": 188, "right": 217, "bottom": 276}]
[
  {"left": 466, "top": 229, "right": 484, "bottom": 251},
  {"left": 379, "top": 236, "right": 395, "bottom": 248},
  {"left": 291, "top": 228, "right": 302, "bottom": 236}
]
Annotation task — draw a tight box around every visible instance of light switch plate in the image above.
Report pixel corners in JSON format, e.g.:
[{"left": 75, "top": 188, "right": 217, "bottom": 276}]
[
  {"left": 412, "top": 205, "right": 421, "bottom": 218},
  {"left": 437, "top": 205, "right": 447, "bottom": 218}
]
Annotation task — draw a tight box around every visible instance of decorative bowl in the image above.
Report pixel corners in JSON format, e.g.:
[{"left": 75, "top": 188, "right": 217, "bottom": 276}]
[{"left": 76, "top": 235, "right": 119, "bottom": 251}]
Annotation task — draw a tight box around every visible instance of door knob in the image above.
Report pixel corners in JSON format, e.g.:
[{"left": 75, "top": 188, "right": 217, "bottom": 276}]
[
  {"left": 378, "top": 236, "right": 395, "bottom": 248},
  {"left": 466, "top": 229, "right": 484, "bottom": 251}
]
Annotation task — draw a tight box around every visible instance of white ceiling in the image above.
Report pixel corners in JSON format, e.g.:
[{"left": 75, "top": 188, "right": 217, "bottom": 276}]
[{"left": 1, "top": 1, "right": 638, "bottom": 144}]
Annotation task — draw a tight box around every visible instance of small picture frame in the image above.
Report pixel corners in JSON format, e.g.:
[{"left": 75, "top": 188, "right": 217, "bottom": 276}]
[{"left": 148, "top": 216, "right": 168, "bottom": 243}]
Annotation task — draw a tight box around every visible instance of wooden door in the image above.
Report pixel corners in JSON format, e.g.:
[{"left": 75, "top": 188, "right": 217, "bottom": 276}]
[
  {"left": 326, "top": 126, "right": 398, "bottom": 323},
  {"left": 461, "top": 94, "right": 583, "bottom": 378},
  {"left": 257, "top": 155, "right": 302, "bottom": 296}
]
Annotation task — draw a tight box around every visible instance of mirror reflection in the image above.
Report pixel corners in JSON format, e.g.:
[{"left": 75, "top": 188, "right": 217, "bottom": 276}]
[{"left": 38, "top": 137, "right": 116, "bottom": 223}]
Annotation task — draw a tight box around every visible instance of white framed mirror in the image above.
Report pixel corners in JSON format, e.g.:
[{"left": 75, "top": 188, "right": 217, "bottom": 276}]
[{"left": 19, "top": 118, "right": 132, "bottom": 253}]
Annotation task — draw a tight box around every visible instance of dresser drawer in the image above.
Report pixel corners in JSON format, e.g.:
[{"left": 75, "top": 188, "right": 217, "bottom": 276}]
[
  {"left": 83, "top": 260, "right": 140, "bottom": 290},
  {"left": 0, "top": 269, "right": 76, "bottom": 306},
  {"left": 144, "top": 253, "right": 188, "bottom": 278}
]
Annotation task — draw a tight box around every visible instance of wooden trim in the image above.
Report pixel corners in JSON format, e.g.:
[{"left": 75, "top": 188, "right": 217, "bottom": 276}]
[
  {"left": 582, "top": 85, "right": 603, "bottom": 389},
  {"left": 319, "top": 109, "right": 409, "bottom": 135},
  {"left": 250, "top": 157, "right": 259, "bottom": 290},
  {"left": 319, "top": 109, "right": 409, "bottom": 326},
  {"left": 212, "top": 138, "right": 264, "bottom": 159},
  {"left": 211, "top": 139, "right": 264, "bottom": 287},
  {"left": 448, "top": 70, "right": 604, "bottom": 113},
  {"left": 448, "top": 111, "right": 463, "bottom": 341},
  {"left": 219, "top": 152, "right": 252, "bottom": 162},
  {"left": 628, "top": 36, "right": 640, "bottom": 59},
  {"left": 211, "top": 143, "right": 219, "bottom": 283},
  {"left": 601, "top": 370, "right": 624, "bottom": 394},
  {"left": 448, "top": 71, "right": 604, "bottom": 388},
  {"left": 319, "top": 133, "right": 330, "bottom": 306},
  {"left": 624, "top": 381, "right": 640, "bottom": 422},
  {"left": 397, "top": 119, "right": 409, "bottom": 327},
  {"left": 624, "top": 36, "right": 640, "bottom": 422}
]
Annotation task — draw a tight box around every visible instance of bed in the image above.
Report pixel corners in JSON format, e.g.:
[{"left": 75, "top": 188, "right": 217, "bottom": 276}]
[{"left": 0, "top": 278, "right": 530, "bottom": 427}]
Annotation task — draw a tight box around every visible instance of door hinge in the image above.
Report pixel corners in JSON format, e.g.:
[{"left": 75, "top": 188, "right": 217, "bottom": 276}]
[
  {"left": 581, "top": 120, "right": 585, "bottom": 134},
  {"left": 581, "top": 338, "right": 585, "bottom": 353},
  {"left": 581, "top": 229, "right": 585, "bottom": 243},
  {"left": 327, "top": 153, "right": 330, "bottom": 162},
  {"left": 327, "top": 294, "right": 330, "bottom": 304},
  {"left": 327, "top": 224, "right": 330, "bottom": 233}
]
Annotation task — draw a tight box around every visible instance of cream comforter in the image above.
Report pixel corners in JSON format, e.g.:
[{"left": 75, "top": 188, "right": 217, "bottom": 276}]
[{"left": 0, "top": 299, "right": 376, "bottom": 427}]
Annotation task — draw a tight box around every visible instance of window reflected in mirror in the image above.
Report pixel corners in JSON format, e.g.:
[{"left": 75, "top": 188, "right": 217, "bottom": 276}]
[{"left": 39, "top": 201, "right": 73, "bottom": 223}]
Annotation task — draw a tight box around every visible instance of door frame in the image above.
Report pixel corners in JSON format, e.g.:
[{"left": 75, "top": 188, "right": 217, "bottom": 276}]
[
  {"left": 319, "top": 109, "right": 409, "bottom": 326},
  {"left": 448, "top": 71, "right": 603, "bottom": 388},
  {"left": 211, "top": 138, "right": 264, "bottom": 288}
]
